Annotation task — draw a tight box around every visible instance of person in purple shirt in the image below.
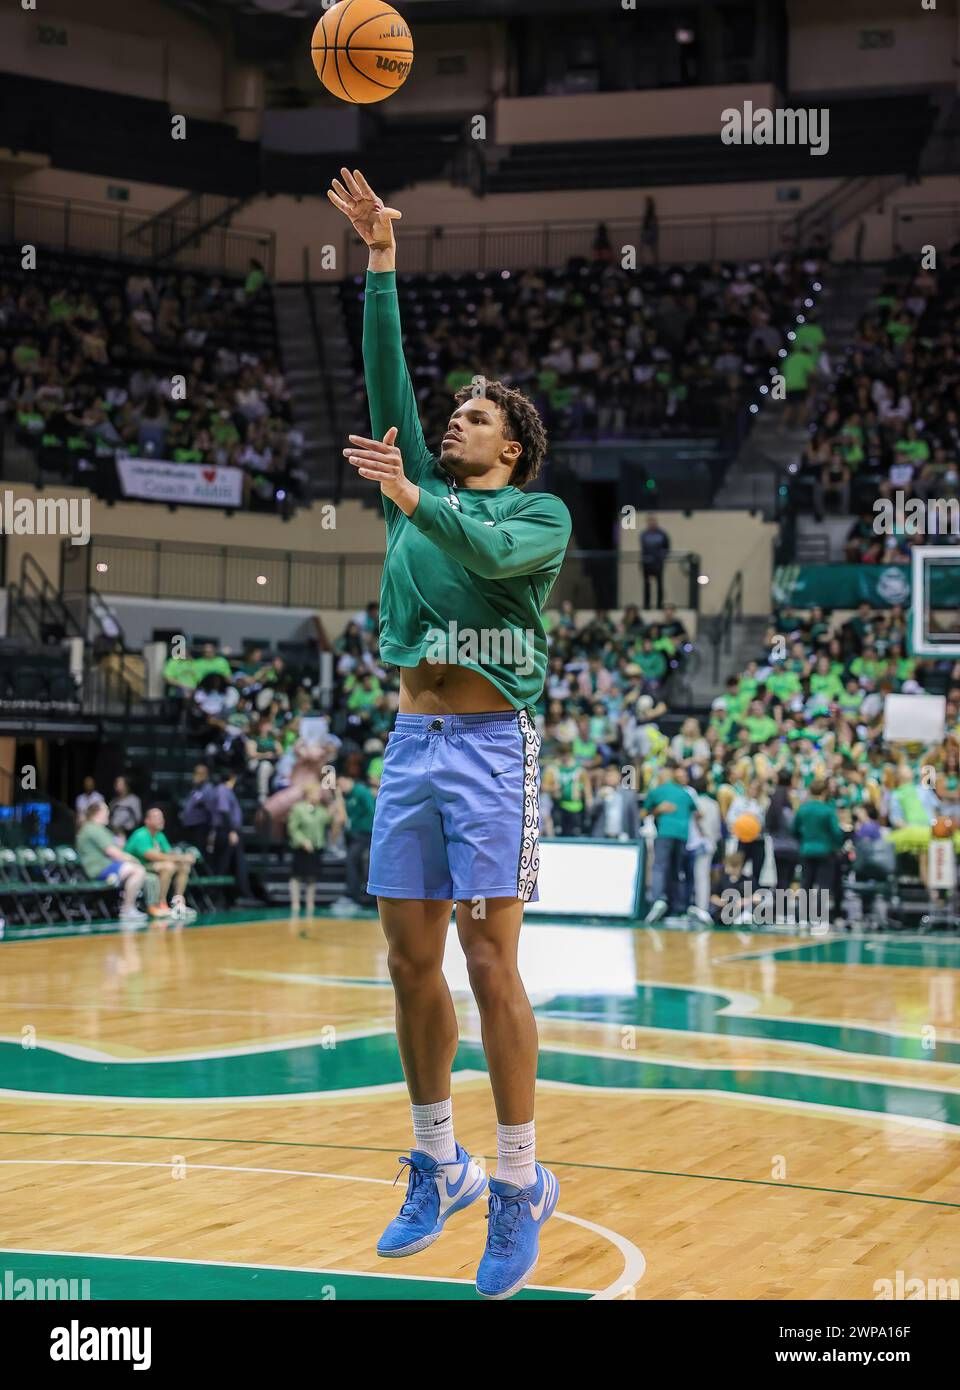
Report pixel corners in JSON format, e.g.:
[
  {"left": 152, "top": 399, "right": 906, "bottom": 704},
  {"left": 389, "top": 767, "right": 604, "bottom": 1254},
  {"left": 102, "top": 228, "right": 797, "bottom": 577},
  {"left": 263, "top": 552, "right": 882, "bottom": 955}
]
[{"left": 211, "top": 772, "right": 260, "bottom": 905}]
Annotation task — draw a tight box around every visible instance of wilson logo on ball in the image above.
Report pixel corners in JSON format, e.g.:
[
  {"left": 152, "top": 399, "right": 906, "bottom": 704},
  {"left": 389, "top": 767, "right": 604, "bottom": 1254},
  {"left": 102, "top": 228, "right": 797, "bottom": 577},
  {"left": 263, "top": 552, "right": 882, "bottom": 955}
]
[{"left": 312, "top": 0, "right": 414, "bottom": 106}]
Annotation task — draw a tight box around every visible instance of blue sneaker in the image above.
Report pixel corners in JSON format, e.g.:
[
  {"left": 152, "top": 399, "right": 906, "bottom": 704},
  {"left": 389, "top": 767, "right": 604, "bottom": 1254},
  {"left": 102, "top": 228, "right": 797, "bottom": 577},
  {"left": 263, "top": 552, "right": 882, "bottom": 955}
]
[
  {"left": 377, "top": 1143, "right": 487, "bottom": 1258},
  {"left": 476, "top": 1164, "right": 560, "bottom": 1299}
]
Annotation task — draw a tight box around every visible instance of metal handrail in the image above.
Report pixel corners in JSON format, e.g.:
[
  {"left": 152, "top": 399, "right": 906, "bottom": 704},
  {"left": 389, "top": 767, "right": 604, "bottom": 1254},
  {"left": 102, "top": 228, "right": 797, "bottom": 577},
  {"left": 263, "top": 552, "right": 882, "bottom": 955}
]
[
  {"left": 1, "top": 190, "right": 276, "bottom": 277},
  {"left": 711, "top": 570, "right": 743, "bottom": 682}
]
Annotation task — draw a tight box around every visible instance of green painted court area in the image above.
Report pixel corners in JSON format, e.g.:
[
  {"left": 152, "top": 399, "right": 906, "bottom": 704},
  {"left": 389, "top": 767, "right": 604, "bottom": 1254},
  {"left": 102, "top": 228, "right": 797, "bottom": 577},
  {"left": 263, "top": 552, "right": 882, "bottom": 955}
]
[
  {"left": 0, "top": 1251, "right": 586, "bottom": 1301},
  {"left": 725, "top": 937, "right": 960, "bottom": 969}
]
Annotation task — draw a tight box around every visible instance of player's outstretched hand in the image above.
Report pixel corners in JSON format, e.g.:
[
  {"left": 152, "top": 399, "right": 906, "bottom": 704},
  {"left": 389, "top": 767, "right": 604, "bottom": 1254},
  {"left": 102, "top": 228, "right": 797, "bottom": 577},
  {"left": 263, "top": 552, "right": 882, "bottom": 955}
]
[
  {"left": 327, "top": 168, "right": 401, "bottom": 251},
  {"left": 344, "top": 427, "right": 417, "bottom": 510}
]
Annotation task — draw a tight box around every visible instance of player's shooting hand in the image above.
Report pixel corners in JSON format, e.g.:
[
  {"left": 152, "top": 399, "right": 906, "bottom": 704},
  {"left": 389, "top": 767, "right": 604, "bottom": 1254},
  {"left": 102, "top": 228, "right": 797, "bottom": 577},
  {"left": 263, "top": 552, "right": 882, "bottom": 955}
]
[
  {"left": 344, "top": 427, "right": 419, "bottom": 513},
  {"left": 327, "top": 168, "right": 401, "bottom": 251}
]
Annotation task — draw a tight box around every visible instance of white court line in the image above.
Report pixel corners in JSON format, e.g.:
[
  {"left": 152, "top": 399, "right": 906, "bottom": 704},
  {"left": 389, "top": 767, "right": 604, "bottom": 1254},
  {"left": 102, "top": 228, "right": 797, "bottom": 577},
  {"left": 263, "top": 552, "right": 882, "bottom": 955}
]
[
  {"left": 0, "top": 1026, "right": 396, "bottom": 1065},
  {"left": 0, "top": 1160, "right": 645, "bottom": 1300},
  {"left": 1, "top": 1001, "right": 358, "bottom": 1022}
]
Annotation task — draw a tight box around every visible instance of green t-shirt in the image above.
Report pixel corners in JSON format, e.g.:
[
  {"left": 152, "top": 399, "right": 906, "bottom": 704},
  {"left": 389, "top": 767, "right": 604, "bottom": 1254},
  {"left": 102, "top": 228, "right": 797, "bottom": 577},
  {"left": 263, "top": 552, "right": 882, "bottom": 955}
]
[
  {"left": 810, "top": 672, "right": 843, "bottom": 700},
  {"left": 287, "top": 800, "right": 331, "bottom": 851},
  {"left": 75, "top": 822, "right": 118, "bottom": 879},
  {"left": 344, "top": 782, "right": 376, "bottom": 835},
  {"left": 744, "top": 714, "right": 779, "bottom": 744},
  {"left": 766, "top": 670, "right": 801, "bottom": 701},
  {"left": 792, "top": 799, "right": 844, "bottom": 857},
  {"left": 793, "top": 322, "right": 825, "bottom": 355},
  {"left": 644, "top": 781, "right": 697, "bottom": 841},
  {"left": 125, "top": 826, "right": 173, "bottom": 863},
  {"left": 364, "top": 270, "right": 572, "bottom": 714},
  {"left": 782, "top": 350, "right": 817, "bottom": 392},
  {"left": 555, "top": 763, "right": 585, "bottom": 812},
  {"left": 637, "top": 650, "right": 667, "bottom": 680},
  {"left": 572, "top": 736, "right": 598, "bottom": 763}
]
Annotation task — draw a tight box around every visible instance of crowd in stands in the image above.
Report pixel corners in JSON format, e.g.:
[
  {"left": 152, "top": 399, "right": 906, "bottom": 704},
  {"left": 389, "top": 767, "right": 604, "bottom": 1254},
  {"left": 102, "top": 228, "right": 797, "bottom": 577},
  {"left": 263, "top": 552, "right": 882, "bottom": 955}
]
[
  {"left": 795, "top": 243, "right": 960, "bottom": 551},
  {"left": 622, "top": 600, "right": 960, "bottom": 924},
  {"left": 0, "top": 254, "right": 303, "bottom": 511},
  {"left": 67, "top": 581, "right": 960, "bottom": 927},
  {"left": 342, "top": 246, "right": 825, "bottom": 447}
]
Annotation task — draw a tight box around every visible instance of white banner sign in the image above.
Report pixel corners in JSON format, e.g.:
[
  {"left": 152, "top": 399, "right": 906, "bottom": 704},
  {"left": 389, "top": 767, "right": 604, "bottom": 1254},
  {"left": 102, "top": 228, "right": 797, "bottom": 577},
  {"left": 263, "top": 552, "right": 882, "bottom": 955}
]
[{"left": 116, "top": 456, "right": 244, "bottom": 508}]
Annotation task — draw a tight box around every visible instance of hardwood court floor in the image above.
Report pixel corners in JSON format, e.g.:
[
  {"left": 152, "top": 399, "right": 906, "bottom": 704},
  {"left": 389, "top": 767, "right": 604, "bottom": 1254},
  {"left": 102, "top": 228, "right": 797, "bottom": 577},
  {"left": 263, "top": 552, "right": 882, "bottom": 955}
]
[{"left": 0, "top": 914, "right": 958, "bottom": 1300}]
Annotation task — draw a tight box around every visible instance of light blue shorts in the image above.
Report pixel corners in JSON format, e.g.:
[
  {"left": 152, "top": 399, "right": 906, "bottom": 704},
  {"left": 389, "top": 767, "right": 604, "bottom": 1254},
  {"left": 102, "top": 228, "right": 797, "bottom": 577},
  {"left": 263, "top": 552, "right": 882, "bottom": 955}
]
[{"left": 367, "top": 710, "right": 541, "bottom": 902}]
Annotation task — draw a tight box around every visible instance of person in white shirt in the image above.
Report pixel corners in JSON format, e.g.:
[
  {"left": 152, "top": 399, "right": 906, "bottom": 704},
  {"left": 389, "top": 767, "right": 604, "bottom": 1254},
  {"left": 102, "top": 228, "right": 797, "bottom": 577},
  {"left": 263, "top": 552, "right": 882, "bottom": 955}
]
[{"left": 75, "top": 775, "right": 105, "bottom": 824}]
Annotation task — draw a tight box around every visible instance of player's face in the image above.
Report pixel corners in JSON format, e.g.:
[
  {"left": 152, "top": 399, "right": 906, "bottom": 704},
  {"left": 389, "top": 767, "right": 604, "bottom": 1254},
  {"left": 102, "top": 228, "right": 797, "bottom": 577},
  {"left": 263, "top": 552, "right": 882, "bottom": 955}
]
[{"left": 440, "top": 398, "right": 519, "bottom": 476}]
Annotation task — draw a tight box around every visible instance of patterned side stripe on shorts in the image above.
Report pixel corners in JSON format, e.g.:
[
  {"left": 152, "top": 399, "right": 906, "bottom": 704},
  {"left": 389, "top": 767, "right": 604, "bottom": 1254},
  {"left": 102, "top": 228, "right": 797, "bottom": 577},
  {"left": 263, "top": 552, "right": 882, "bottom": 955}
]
[{"left": 516, "top": 709, "right": 541, "bottom": 902}]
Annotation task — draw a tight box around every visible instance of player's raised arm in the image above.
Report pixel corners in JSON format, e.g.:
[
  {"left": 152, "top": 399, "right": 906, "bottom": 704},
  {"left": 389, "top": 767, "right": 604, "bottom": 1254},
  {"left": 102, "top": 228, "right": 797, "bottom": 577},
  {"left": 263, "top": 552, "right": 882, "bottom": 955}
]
[{"left": 327, "top": 167, "right": 432, "bottom": 484}]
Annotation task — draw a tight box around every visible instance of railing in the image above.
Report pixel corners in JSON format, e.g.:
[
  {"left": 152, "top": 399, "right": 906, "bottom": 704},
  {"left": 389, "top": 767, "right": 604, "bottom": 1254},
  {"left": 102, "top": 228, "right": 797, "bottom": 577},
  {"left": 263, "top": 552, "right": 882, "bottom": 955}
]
[
  {"left": 794, "top": 174, "right": 905, "bottom": 247},
  {"left": 85, "top": 537, "right": 701, "bottom": 615},
  {"left": 0, "top": 191, "right": 276, "bottom": 278},
  {"left": 343, "top": 212, "right": 795, "bottom": 276},
  {"left": 88, "top": 538, "right": 384, "bottom": 610},
  {"left": 711, "top": 569, "right": 743, "bottom": 682},
  {"left": 125, "top": 192, "right": 242, "bottom": 263},
  {"left": 81, "top": 655, "right": 150, "bottom": 718},
  {"left": 8, "top": 554, "right": 86, "bottom": 646}
]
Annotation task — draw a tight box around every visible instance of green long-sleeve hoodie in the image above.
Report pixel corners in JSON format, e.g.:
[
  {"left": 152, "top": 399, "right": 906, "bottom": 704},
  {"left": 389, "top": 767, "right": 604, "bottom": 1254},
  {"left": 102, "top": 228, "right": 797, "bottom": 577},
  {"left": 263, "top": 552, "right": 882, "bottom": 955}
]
[{"left": 363, "top": 269, "right": 571, "bottom": 712}]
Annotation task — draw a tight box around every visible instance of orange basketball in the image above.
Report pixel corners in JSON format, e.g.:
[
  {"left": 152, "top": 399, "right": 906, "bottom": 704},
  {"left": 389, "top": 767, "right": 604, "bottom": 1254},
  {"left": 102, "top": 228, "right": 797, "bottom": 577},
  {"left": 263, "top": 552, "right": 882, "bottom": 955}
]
[
  {"left": 733, "top": 813, "right": 762, "bottom": 844},
  {"left": 932, "top": 815, "right": 956, "bottom": 839},
  {"left": 312, "top": 0, "right": 414, "bottom": 105}
]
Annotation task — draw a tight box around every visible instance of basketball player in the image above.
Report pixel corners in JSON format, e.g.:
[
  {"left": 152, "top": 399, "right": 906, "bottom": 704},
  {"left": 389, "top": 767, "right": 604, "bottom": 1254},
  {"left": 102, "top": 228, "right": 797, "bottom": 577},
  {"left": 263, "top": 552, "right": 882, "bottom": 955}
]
[{"left": 328, "top": 168, "right": 571, "bottom": 1299}]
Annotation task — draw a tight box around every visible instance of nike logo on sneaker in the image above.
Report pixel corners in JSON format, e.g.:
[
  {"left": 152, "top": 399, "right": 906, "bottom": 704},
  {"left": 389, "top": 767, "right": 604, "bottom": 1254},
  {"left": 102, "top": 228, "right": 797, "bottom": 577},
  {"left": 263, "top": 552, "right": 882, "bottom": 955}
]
[
  {"left": 444, "top": 1167, "right": 470, "bottom": 1200},
  {"left": 529, "top": 1179, "right": 550, "bottom": 1222}
]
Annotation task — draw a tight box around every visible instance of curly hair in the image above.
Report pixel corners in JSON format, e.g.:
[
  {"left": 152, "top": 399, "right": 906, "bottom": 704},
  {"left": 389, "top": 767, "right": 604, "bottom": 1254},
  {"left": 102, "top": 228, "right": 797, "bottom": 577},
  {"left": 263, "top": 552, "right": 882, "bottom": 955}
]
[{"left": 453, "top": 379, "right": 548, "bottom": 489}]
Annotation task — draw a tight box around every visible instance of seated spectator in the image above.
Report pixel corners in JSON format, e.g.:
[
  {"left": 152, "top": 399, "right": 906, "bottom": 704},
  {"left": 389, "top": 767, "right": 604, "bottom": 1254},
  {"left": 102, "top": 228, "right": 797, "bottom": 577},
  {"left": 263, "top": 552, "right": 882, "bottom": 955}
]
[
  {"left": 246, "top": 714, "right": 283, "bottom": 803},
  {"left": 75, "top": 802, "right": 149, "bottom": 923},
  {"left": 125, "top": 807, "right": 198, "bottom": 922}
]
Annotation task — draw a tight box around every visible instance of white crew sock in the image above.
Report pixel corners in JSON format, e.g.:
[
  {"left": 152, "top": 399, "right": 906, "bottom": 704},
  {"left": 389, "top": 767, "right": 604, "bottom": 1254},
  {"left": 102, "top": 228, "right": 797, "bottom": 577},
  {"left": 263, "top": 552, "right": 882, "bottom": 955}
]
[
  {"left": 411, "top": 1099, "right": 457, "bottom": 1164},
  {"left": 496, "top": 1120, "right": 536, "bottom": 1188}
]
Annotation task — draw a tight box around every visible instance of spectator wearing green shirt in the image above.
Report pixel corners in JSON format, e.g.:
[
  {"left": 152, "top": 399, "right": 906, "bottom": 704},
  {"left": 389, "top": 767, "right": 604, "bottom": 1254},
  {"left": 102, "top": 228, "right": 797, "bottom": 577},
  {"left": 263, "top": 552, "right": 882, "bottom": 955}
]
[
  {"left": 543, "top": 747, "right": 592, "bottom": 836},
  {"left": 246, "top": 714, "right": 282, "bottom": 803},
  {"left": 241, "top": 258, "right": 267, "bottom": 303},
  {"left": 329, "top": 774, "right": 378, "bottom": 914},
  {"left": 287, "top": 782, "right": 345, "bottom": 917},
  {"left": 741, "top": 700, "right": 780, "bottom": 748},
  {"left": 643, "top": 762, "right": 706, "bottom": 923},
  {"left": 782, "top": 345, "right": 818, "bottom": 427},
  {"left": 75, "top": 801, "right": 148, "bottom": 923},
  {"left": 793, "top": 780, "right": 845, "bottom": 901},
  {"left": 635, "top": 637, "right": 667, "bottom": 693},
  {"left": 125, "top": 807, "right": 198, "bottom": 921}
]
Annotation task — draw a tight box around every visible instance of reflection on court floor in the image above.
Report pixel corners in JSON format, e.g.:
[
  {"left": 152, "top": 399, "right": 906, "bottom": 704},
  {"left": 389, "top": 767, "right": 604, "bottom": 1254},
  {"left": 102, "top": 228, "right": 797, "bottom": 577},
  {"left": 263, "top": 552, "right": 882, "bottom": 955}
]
[{"left": 1, "top": 915, "right": 957, "bottom": 1299}]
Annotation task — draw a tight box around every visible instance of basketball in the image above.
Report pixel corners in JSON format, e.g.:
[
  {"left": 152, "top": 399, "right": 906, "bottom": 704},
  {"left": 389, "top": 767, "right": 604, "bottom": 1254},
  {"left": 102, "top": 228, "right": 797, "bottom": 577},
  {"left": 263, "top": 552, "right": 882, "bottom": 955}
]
[
  {"left": 312, "top": 0, "right": 414, "bottom": 105},
  {"left": 932, "top": 815, "right": 955, "bottom": 839},
  {"left": 733, "top": 813, "right": 762, "bottom": 844}
]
